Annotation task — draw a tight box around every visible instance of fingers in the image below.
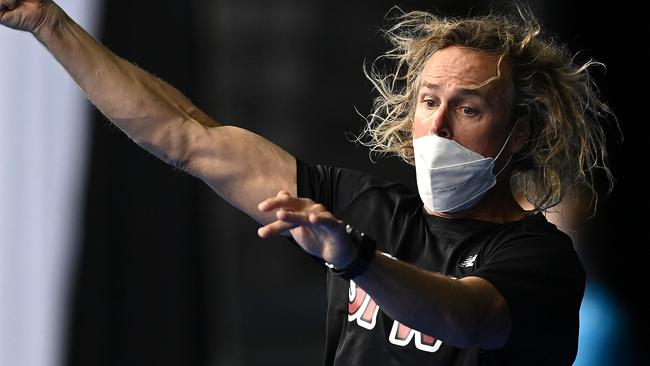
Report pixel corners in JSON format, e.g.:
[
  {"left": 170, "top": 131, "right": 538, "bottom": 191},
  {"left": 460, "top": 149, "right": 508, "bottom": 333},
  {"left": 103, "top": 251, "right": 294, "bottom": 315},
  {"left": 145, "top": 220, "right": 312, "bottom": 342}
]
[
  {"left": 258, "top": 190, "right": 327, "bottom": 214},
  {"left": 258, "top": 190, "right": 303, "bottom": 212},
  {"left": 276, "top": 209, "right": 311, "bottom": 223},
  {"left": 257, "top": 190, "right": 340, "bottom": 238},
  {"left": 259, "top": 209, "right": 341, "bottom": 237},
  {"left": 308, "top": 211, "right": 341, "bottom": 226},
  {"left": 257, "top": 209, "right": 310, "bottom": 238},
  {"left": 274, "top": 209, "right": 340, "bottom": 226},
  {"left": 257, "top": 218, "right": 300, "bottom": 238}
]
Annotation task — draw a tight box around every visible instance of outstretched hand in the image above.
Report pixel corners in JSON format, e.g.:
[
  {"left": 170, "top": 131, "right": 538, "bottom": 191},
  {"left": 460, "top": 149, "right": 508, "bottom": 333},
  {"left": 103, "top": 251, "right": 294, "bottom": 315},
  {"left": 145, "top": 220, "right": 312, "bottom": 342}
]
[
  {"left": 0, "top": 0, "right": 57, "bottom": 33},
  {"left": 258, "top": 191, "right": 357, "bottom": 269}
]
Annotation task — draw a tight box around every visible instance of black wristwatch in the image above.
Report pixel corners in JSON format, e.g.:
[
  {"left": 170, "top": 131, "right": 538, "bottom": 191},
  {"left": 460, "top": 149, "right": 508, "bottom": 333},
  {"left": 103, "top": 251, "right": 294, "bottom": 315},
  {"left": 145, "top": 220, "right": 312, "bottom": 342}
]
[{"left": 326, "top": 224, "right": 377, "bottom": 280}]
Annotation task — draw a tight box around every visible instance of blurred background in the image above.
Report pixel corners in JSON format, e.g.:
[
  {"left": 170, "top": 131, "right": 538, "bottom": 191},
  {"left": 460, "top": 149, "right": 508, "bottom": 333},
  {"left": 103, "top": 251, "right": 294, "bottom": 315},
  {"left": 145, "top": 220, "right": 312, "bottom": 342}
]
[{"left": 0, "top": 0, "right": 645, "bottom": 365}]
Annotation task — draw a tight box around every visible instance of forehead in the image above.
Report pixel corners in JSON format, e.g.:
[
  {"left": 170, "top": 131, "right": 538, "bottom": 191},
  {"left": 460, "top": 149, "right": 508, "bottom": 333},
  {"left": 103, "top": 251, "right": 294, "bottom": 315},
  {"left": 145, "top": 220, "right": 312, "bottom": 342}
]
[{"left": 419, "top": 46, "right": 512, "bottom": 95}]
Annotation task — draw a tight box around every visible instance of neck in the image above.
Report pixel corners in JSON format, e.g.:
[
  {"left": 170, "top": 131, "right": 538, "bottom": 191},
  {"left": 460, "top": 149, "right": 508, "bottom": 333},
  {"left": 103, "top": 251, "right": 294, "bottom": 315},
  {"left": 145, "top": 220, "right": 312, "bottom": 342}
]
[{"left": 424, "top": 173, "right": 528, "bottom": 224}]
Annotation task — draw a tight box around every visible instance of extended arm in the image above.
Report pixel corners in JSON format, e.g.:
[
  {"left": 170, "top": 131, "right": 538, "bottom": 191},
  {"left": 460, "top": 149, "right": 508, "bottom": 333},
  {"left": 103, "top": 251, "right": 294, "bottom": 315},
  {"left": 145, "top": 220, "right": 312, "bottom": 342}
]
[
  {"left": 258, "top": 192, "right": 511, "bottom": 349},
  {"left": 354, "top": 255, "right": 510, "bottom": 349},
  {"left": 1, "top": 0, "right": 295, "bottom": 223}
]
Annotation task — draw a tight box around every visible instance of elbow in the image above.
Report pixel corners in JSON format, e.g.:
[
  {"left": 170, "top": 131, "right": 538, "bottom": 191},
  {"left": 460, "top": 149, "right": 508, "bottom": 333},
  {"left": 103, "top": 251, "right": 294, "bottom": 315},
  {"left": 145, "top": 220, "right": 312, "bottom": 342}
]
[
  {"left": 462, "top": 297, "right": 511, "bottom": 349},
  {"left": 140, "top": 118, "right": 207, "bottom": 173},
  {"left": 414, "top": 305, "right": 486, "bottom": 349},
  {"left": 172, "top": 123, "right": 209, "bottom": 175},
  {"left": 444, "top": 283, "right": 511, "bottom": 349},
  {"left": 442, "top": 315, "right": 485, "bottom": 349},
  {"left": 441, "top": 315, "right": 509, "bottom": 350},
  {"left": 171, "top": 157, "right": 193, "bottom": 173}
]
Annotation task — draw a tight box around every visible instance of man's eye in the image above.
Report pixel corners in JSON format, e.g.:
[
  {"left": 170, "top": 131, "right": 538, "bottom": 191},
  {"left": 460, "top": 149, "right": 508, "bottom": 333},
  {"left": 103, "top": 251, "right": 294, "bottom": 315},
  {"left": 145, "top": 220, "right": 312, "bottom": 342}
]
[{"left": 460, "top": 107, "right": 478, "bottom": 116}]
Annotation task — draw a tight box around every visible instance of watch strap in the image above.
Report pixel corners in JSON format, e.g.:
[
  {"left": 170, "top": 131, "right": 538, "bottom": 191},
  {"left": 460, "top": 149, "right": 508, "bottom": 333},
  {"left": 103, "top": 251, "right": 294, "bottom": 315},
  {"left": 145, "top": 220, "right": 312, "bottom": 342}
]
[{"left": 328, "top": 224, "right": 376, "bottom": 280}]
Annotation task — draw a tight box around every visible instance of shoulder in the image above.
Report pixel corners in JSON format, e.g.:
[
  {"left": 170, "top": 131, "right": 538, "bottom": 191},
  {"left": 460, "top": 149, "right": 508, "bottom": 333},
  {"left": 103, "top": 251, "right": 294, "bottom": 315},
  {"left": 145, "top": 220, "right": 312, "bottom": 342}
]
[
  {"left": 472, "top": 214, "right": 585, "bottom": 359},
  {"left": 477, "top": 213, "right": 586, "bottom": 303},
  {"left": 296, "top": 159, "right": 418, "bottom": 215},
  {"left": 490, "top": 213, "right": 578, "bottom": 254},
  {"left": 476, "top": 214, "right": 587, "bottom": 323}
]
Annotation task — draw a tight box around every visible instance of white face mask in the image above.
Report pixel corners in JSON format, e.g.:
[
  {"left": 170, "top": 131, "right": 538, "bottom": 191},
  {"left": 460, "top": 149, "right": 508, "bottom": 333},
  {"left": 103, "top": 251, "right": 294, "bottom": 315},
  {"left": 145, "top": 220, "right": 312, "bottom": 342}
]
[{"left": 413, "top": 126, "right": 516, "bottom": 213}]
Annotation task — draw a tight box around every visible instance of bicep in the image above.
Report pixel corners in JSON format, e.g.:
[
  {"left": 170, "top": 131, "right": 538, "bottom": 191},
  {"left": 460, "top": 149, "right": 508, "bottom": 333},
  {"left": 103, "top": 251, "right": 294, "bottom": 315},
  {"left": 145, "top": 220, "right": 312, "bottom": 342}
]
[{"left": 187, "top": 125, "right": 296, "bottom": 225}]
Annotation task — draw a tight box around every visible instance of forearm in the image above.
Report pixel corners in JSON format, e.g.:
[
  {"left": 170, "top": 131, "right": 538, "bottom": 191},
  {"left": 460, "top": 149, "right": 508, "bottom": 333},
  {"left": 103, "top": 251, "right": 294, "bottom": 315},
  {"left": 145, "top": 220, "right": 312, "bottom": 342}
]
[
  {"left": 353, "top": 253, "right": 509, "bottom": 349},
  {"left": 33, "top": 5, "right": 215, "bottom": 166}
]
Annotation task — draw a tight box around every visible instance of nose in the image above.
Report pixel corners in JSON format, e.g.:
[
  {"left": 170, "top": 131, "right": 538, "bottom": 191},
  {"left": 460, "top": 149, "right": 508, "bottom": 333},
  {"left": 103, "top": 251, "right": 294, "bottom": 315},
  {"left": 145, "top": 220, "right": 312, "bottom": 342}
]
[{"left": 430, "top": 104, "right": 452, "bottom": 139}]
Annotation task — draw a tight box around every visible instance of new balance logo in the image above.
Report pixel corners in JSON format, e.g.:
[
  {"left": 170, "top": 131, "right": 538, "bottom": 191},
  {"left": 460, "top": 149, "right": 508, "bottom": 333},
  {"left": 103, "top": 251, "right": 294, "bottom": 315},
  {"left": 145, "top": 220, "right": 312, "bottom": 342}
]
[{"left": 459, "top": 254, "right": 477, "bottom": 268}]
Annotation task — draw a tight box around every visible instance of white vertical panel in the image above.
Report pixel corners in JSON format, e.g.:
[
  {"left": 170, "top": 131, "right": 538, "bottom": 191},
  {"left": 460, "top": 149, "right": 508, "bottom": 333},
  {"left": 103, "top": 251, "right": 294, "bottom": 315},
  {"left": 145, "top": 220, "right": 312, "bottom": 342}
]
[{"left": 0, "top": 1, "right": 101, "bottom": 365}]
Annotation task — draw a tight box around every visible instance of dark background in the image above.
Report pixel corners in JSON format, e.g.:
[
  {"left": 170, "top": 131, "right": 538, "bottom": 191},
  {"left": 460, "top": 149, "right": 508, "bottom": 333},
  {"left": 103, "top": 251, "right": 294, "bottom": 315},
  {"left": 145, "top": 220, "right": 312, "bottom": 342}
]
[{"left": 64, "top": 1, "right": 646, "bottom": 365}]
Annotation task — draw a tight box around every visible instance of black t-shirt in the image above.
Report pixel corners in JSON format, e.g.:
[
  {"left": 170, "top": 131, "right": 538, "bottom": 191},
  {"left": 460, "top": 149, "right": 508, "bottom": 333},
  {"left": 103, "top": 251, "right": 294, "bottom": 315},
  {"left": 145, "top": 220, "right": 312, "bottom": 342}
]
[{"left": 295, "top": 160, "right": 586, "bottom": 366}]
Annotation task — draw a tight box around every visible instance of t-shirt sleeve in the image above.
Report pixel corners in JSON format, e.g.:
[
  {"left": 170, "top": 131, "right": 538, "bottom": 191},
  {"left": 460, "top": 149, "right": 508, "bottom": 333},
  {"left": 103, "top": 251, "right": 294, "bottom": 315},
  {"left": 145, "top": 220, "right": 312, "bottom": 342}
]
[
  {"left": 295, "top": 158, "right": 375, "bottom": 216},
  {"left": 292, "top": 159, "right": 385, "bottom": 266},
  {"left": 472, "top": 225, "right": 585, "bottom": 361}
]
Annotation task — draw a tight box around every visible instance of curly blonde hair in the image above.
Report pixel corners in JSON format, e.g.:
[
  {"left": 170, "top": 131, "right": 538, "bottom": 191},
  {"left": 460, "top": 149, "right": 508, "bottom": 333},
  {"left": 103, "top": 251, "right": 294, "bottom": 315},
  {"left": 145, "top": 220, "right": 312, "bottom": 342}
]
[{"left": 360, "top": 6, "right": 616, "bottom": 212}]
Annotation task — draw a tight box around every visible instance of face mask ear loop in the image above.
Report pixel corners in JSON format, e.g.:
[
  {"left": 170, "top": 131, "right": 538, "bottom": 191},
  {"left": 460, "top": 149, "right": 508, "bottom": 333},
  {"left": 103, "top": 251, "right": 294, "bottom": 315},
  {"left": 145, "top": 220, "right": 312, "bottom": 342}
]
[
  {"left": 494, "top": 118, "right": 521, "bottom": 161},
  {"left": 492, "top": 118, "right": 521, "bottom": 176},
  {"left": 494, "top": 155, "right": 513, "bottom": 177}
]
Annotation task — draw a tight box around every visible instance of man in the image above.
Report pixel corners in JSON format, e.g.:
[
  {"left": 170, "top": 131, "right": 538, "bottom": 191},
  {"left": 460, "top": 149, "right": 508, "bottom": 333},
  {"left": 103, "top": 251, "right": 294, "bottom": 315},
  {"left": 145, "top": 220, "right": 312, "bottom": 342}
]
[{"left": 0, "top": 1, "right": 614, "bottom": 365}]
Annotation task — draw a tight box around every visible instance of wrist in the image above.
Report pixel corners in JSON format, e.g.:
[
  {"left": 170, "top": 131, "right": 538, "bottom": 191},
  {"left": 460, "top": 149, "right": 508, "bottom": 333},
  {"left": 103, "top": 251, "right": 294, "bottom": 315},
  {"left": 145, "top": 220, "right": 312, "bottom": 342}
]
[
  {"left": 33, "top": 4, "right": 68, "bottom": 42},
  {"left": 331, "top": 244, "right": 358, "bottom": 270},
  {"left": 326, "top": 224, "right": 376, "bottom": 280}
]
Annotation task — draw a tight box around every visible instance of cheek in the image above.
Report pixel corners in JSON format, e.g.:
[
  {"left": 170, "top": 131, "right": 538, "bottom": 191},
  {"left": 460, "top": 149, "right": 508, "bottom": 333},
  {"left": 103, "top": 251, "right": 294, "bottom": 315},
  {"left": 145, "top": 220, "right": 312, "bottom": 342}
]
[
  {"left": 464, "top": 129, "right": 504, "bottom": 157},
  {"left": 412, "top": 106, "right": 430, "bottom": 139},
  {"left": 447, "top": 122, "right": 493, "bottom": 156}
]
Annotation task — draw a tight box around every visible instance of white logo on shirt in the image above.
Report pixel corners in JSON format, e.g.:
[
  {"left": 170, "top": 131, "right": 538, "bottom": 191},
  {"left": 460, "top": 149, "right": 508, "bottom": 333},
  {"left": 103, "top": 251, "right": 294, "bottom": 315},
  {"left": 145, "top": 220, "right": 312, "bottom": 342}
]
[{"left": 459, "top": 254, "right": 477, "bottom": 268}]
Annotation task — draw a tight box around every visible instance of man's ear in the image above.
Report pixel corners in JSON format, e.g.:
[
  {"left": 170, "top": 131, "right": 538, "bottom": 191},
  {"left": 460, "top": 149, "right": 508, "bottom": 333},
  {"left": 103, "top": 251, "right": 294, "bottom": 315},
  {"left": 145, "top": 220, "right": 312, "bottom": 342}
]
[{"left": 510, "top": 115, "right": 530, "bottom": 154}]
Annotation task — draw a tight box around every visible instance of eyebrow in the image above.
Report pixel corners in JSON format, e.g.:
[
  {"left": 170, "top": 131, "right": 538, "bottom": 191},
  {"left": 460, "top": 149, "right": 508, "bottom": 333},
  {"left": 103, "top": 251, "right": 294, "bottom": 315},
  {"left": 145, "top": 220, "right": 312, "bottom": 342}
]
[{"left": 419, "top": 81, "right": 487, "bottom": 98}]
